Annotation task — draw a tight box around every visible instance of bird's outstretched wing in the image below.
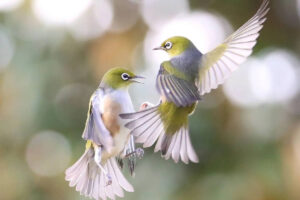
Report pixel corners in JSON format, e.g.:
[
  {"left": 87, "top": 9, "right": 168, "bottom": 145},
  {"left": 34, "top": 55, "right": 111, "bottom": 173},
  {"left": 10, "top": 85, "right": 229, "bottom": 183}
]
[
  {"left": 156, "top": 62, "right": 201, "bottom": 107},
  {"left": 198, "top": 0, "right": 269, "bottom": 95},
  {"left": 82, "top": 88, "right": 114, "bottom": 150}
]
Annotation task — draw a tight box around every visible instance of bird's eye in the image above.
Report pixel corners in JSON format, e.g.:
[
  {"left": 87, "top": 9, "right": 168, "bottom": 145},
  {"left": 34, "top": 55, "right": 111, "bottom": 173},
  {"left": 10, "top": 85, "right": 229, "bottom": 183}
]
[
  {"left": 121, "top": 73, "right": 130, "bottom": 80},
  {"left": 165, "top": 41, "right": 172, "bottom": 50}
]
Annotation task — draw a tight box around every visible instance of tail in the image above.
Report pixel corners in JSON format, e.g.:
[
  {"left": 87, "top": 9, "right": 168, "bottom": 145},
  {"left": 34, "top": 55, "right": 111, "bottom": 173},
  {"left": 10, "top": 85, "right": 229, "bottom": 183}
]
[
  {"left": 120, "top": 102, "right": 199, "bottom": 164},
  {"left": 65, "top": 148, "right": 134, "bottom": 200}
]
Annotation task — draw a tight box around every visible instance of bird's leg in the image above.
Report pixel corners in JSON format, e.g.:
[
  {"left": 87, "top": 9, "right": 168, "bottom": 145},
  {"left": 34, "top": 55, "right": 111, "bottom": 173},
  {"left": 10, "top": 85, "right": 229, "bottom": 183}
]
[
  {"left": 93, "top": 144, "right": 112, "bottom": 186},
  {"left": 117, "top": 157, "right": 124, "bottom": 169},
  {"left": 125, "top": 148, "right": 144, "bottom": 159}
]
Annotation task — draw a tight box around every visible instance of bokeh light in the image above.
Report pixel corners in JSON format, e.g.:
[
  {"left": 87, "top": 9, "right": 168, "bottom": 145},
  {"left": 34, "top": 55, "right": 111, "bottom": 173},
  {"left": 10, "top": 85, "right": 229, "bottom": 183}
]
[
  {"left": 109, "top": 0, "right": 139, "bottom": 32},
  {"left": 26, "top": 130, "right": 71, "bottom": 177},
  {"left": 140, "top": 0, "right": 190, "bottom": 31},
  {"left": 0, "top": 0, "right": 24, "bottom": 11},
  {"left": 237, "top": 106, "right": 290, "bottom": 142},
  {"left": 257, "top": 50, "right": 299, "bottom": 103},
  {"left": 223, "top": 58, "right": 263, "bottom": 107},
  {"left": 224, "top": 49, "right": 299, "bottom": 107},
  {"left": 0, "top": 27, "right": 14, "bottom": 71},
  {"left": 144, "top": 11, "right": 232, "bottom": 69},
  {"left": 69, "top": 0, "right": 113, "bottom": 41},
  {"left": 0, "top": 0, "right": 299, "bottom": 199},
  {"left": 32, "top": 0, "right": 92, "bottom": 26}
]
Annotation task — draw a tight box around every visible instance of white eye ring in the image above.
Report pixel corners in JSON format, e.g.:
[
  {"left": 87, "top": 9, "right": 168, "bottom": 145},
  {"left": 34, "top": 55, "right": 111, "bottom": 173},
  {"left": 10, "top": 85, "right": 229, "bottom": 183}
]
[
  {"left": 165, "top": 41, "right": 172, "bottom": 50},
  {"left": 121, "top": 73, "right": 130, "bottom": 80}
]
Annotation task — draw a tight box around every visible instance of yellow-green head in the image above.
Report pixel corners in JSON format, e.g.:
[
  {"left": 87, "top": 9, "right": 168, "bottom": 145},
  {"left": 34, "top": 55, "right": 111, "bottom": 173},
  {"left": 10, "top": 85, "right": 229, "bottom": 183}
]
[
  {"left": 101, "top": 67, "right": 144, "bottom": 89},
  {"left": 153, "top": 36, "right": 194, "bottom": 57}
]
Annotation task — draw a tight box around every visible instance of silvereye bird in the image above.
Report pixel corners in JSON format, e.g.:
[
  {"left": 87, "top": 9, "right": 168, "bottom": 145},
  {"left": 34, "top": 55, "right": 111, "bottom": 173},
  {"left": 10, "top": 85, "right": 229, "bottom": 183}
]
[
  {"left": 120, "top": 0, "right": 269, "bottom": 164},
  {"left": 65, "top": 67, "right": 144, "bottom": 200}
]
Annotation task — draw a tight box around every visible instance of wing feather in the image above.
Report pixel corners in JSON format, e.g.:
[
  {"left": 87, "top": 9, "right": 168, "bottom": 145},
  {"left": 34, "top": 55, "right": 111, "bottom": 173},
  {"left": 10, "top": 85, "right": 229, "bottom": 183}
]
[
  {"left": 156, "top": 64, "right": 201, "bottom": 106},
  {"left": 82, "top": 88, "right": 114, "bottom": 150},
  {"left": 198, "top": 0, "right": 269, "bottom": 95}
]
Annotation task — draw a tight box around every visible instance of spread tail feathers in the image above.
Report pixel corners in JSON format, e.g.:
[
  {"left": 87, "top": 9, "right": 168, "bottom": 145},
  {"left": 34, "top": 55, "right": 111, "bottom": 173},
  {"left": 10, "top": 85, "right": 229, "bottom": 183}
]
[
  {"left": 120, "top": 104, "right": 199, "bottom": 164},
  {"left": 65, "top": 149, "right": 134, "bottom": 200}
]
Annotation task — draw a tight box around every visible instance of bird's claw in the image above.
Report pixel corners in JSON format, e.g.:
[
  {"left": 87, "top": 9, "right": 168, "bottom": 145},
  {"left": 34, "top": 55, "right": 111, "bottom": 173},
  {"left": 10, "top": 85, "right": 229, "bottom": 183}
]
[
  {"left": 139, "top": 102, "right": 151, "bottom": 110},
  {"left": 135, "top": 148, "right": 144, "bottom": 159}
]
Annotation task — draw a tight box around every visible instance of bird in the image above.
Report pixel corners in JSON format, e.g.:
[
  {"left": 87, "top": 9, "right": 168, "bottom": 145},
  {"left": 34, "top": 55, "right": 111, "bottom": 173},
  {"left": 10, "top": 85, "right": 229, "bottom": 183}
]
[
  {"left": 120, "top": 0, "right": 270, "bottom": 164},
  {"left": 65, "top": 67, "right": 144, "bottom": 200}
]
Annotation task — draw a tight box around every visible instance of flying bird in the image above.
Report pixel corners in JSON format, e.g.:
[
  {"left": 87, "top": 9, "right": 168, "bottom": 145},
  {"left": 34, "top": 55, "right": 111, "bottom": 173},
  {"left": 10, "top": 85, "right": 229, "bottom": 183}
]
[
  {"left": 120, "top": 0, "right": 270, "bottom": 164},
  {"left": 65, "top": 68, "right": 144, "bottom": 200}
]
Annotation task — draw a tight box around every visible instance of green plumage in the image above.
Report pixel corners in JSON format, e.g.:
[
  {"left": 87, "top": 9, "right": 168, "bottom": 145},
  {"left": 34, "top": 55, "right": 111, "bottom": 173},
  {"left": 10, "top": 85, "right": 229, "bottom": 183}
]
[
  {"left": 157, "top": 61, "right": 201, "bottom": 107},
  {"left": 161, "top": 36, "right": 191, "bottom": 57},
  {"left": 162, "top": 61, "right": 191, "bottom": 81},
  {"left": 158, "top": 101, "right": 196, "bottom": 135},
  {"left": 102, "top": 67, "right": 136, "bottom": 89}
]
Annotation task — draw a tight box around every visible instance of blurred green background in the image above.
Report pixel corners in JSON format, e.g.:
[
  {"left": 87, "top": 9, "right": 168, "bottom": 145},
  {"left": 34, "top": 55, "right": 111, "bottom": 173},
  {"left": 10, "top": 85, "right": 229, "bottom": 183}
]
[{"left": 0, "top": 0, "right": 300, "bottom": 199}]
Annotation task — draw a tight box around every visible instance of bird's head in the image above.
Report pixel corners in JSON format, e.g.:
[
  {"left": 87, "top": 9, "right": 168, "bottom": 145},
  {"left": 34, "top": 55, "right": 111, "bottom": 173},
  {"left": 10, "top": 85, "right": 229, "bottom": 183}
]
[
  {"left": 101, "top": 67, "right": 144, "bottom": 89},
  {"left": 153, "top": 36, "right": 194, "bottom": 57}
]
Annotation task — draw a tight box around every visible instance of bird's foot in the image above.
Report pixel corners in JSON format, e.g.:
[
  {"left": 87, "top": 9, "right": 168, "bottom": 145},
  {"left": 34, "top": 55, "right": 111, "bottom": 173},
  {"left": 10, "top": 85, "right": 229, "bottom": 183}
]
[
  {"left": 139, "top": 102, "right": 153, "bottom": 110},
  {"left": 135, "top": 148, "right": 144, "bottom": 159},
  {"left": 124, "top": 148, "right": 144, "bottom": 159}
]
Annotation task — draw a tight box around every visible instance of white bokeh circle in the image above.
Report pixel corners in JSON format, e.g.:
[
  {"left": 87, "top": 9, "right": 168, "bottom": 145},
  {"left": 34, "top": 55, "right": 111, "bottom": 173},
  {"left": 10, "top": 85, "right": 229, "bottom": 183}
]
[
  {"left": 69, "top": 0, "right": 113, "bottom": 40},
  {"left": 140, "top": 0, "right": 190, "bottom": 31},
  {"left": 0, "top": 28, "right": 14, "bottom": 71},
  {"left": 144, "top": 11, "right": 232, "bottom": 70},
  {"left": 223, "top": 49, "right": 299, "bottom": 107},
  {"left": 26, "top": 130, "right": 71, "bottom": 177},
  {"left": 0, "top": 0, "right": 24, "bottom": 11},
  {"left": 32, "top": 0, "right": 92, "bottom": 26}
]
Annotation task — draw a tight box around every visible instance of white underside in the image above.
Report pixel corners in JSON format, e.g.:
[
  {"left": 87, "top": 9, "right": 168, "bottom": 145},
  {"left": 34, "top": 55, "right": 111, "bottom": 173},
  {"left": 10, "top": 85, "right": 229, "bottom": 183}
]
[{"left": 99, "top": 88, "right": 134, "bottom": 161}]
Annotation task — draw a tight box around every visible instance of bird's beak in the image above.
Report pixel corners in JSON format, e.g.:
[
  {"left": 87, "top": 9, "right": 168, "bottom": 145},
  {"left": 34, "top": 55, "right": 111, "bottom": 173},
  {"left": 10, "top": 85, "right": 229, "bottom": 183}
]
[
  {"left": 131, "top": 75, "right": 145, "bottom": 84},
  {"left": 153, "top": 46, "right": 164, "bottom": 51}
]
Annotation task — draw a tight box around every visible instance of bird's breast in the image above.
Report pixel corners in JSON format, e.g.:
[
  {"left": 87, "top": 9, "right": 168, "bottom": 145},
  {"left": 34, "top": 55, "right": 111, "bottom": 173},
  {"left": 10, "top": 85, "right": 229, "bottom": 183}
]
[
  {"left": 100, "top": 89, "right": 134, "bottom": 137},
  {"left": 101, "top": 97, "right": 122, "bottom": 137}
]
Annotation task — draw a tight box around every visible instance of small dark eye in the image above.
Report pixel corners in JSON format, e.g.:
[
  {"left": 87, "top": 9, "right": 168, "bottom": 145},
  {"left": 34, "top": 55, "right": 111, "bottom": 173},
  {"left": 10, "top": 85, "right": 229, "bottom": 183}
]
[
  {"left": 165, "top": 41, "right": 172, "bottom": 50},
  {"left": 121, "top": 73, "right": 130, "bottom": 80}
]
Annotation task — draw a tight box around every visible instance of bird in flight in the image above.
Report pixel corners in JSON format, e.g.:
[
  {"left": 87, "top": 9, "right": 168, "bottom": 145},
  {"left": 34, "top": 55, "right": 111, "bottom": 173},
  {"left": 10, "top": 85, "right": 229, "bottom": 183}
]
[
  {"left": 65, "top": 68, "right": 144, "bottom": 200},
  {"left": 120, "top": 0, "right": 270, "bottom": 164}
]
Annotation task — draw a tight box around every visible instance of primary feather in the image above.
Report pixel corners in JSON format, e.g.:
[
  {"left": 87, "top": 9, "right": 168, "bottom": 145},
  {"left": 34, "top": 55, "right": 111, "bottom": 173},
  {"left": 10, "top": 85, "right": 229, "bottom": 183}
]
[
  {"left": 198, "top": 0, "right": 269, "bottom": 95},
  {"left": 156, "top": 62, "right": 201, "bottom": 107}
]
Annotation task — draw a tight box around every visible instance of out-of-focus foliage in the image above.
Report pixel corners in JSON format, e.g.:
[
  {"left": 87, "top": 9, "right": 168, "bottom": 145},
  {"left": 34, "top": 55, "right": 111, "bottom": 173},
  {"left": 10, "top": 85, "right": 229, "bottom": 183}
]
[{"left": 0, "top": 0, "right": 299, "bottom": 200}]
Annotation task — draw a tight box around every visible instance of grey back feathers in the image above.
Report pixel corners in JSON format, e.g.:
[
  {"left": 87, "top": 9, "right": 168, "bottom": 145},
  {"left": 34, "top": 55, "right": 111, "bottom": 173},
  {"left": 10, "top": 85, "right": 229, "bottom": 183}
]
[
  {"left": 155, "top": 45, "right": 202, "bottom": 107},
  {"left": 170, "top": 45, "right": 202, "bottom": 79},
  {"left": 156, "top": 65, "right": 201, "bottom": 107}
]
